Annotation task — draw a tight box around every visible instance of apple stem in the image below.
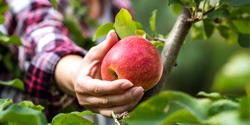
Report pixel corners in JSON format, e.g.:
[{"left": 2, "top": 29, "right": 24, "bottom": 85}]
[
  {"left": 113, "top": 71, "right": 118, "bottom": 79},
  {"left": 141, "top": 8, "right": 192, "bottom": 101}
]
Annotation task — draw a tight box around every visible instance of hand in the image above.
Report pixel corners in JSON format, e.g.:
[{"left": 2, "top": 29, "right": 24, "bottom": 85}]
[{"left": 73, "top": 30, "right": 144, "bottom": 117}]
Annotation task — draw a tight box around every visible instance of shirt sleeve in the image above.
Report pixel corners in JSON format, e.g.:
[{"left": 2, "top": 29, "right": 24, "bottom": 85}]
[{"left": 3, "top": 0, "right": 87, "bottom": 117}]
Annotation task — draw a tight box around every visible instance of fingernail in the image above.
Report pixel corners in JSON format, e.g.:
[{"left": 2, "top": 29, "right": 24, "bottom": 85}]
[
  {"left": 121, "top": 82, "right": 133, "bottom": 89},
  {"left": 107, "top": 30, "right": 114, "bottom": 36},
  {"left": 133, "top": 87, "right": 144, "bottom": 97}
]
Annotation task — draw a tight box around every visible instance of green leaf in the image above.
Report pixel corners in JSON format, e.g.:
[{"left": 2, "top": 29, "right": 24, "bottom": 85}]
[
  {"left": 18, "top": 101, "right": 44, "bottom": 111},
  {"left": 9, "top": 35, "right": 22, "bottom": 46},
  {"left": 70, "top": 110, "right": 95, "bottom": 117},
  {"left": 217, "top": 25, "right": 230, "bottom": 39},
  {"left": 208, "top": 99, "right": 239, "bottom": 116},
  {"left": 0, "top": 78, "right": 24, "bottom": 91},
  {"left": 197, "top": 91, "right": 222, "bottom": 100},
  {"left": 0, "top": 104, "right": 47, "bottom": 125},
  {"left": 0, "top": 3, "right": 9, "bottom": 14},
  {"left": 224, "top": 0, "right": 250, "bottom": 7},
  {"left": 227, "top": 30, "right": 239, "bottom": 44},
  {"left": 207, "top": 8, "right": 230, "bottom": 20},
  {"left": 0, "top": 35, "right": 22, "bottom": 46},
  {"left": 123, "top": 91, "right": 212, "bottom": 125},
  {"left": 191, "top": 21, "right": 206, "bottom": 40},
  {"left": 149, "top": 9, "right": 157, "bottom": 33},
  {"left": 203, "top": 20, "right": 214, "bottom": 39},
  {"left": 114, "top": 8, "right": 137, "bottom": 39},
  {"left": 0, "top": 99, "right": 12, "bottom": 111},
  {"left": 134, "top": 21, "right": 143, "bottom": 30},
  {"left": 51, "top": 111, "right": 95, "bottom": 125},
  {"left": 50, "top": 0, "right": 57, "bottom": 9},
  {"left": 0, "top": 15, "right": 5, "bottom": 24},
  {"left": 93, "top": 23, "right": 114, "bottom": 41},
  {"left": 172, "top": 4, "right": 183, "bottom": 15},
  {"left": 238, "top": 34, "right": 250, "bottom": 48}
]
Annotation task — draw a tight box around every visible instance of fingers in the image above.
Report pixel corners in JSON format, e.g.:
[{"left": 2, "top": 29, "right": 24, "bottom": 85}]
[
  {"left": 98, "top": 90, "right": 143, "bottom": 117},
  {"left": 75, "top": 76, "right": 134, "bottom": 96},
  {"left": 79, "top": 30, "right": 118, "bottom": 78},
  {"left": 85, "top": 30, "right": 118, "bottom": 61},
  {"left": 83, "top": 87, "right": 144, "bottom": 107},
  {"left": 82, "top": 87, "right": 144, "bottom": 117}
]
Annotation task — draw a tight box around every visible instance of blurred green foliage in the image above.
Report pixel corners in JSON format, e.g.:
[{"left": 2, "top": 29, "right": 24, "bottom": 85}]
[
  {"left": 123, "top": 91, "right": 250, "bottom": 125},
  {"left": 212, "top": 51, "right": 250, "bottom": 95}
]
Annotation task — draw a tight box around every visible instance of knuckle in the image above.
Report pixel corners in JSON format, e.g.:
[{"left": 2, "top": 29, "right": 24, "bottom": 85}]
[
  {"left": 92, "top": 85, "right": 100, "bottom": 95},
  {"left": 78, "top": 100, "right": 88, "bottom": 107},
  {"left": 88, "top": 46, "right": 98, "bottom": 54},
  {"left": 123, "top": 90, "right": 135, "bottom": 102},
  {"left": 101, "top": 98, "right": 109, "bottom": 105}
]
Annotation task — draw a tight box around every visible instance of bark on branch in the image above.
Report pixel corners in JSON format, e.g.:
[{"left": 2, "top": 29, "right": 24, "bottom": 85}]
[{"left": 142, "top": 8, "right": 192, "bottom": 101}]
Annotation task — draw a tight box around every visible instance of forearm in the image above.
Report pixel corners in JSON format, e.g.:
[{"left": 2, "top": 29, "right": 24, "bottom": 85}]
[{"left": 55, "top": 54, "right": 83, "bottom": 96}]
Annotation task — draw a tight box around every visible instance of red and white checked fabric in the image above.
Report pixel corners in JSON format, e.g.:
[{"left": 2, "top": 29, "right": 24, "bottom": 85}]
[{"left": 1, "top": 0, "right": 133, "bottom": 120}]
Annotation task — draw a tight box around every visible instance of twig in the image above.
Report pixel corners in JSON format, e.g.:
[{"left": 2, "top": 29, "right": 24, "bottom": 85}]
[{"left": 112, "top": 111, "right": 129, "bottom": 125}]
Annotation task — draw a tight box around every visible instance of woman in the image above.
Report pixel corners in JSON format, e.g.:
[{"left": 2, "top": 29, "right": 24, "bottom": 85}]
[{"left": 0, "top": 0, "right": 144, "bottom": 122}]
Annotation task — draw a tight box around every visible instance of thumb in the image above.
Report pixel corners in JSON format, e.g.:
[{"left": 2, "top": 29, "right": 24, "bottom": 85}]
[{"left": 89, "top": 30, "right": 118, "bottom": 59}]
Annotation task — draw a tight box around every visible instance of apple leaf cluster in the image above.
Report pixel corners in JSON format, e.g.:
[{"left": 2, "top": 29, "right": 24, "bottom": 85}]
[
  {"left": 169, "top": 0, "right": 250, "bottom": 47},
  {"left": 93, "top": 8, "right": 164, "bottom": 49},
  {"left": 93, "top": 8, "right": 145, "bottom": 40}
]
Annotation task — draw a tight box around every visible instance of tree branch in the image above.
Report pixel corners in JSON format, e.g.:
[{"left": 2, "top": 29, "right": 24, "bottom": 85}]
[{"left": 142, "top": 8, "right": 192, "bottom": 101}]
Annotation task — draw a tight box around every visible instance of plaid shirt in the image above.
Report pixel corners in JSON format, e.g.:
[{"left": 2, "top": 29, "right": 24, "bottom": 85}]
[{"left": 1, "top": 0, "right": 133, "bottom": 120}]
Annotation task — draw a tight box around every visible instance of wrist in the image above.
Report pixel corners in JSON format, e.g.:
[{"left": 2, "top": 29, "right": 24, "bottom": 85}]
[{"left": 55, "top": 54, "right": 83, "bottom": 96}]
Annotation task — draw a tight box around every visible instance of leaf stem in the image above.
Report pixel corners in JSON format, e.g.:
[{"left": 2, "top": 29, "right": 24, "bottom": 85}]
[{"left": 201, "top": 0, "right": 208, "bottom": 19}]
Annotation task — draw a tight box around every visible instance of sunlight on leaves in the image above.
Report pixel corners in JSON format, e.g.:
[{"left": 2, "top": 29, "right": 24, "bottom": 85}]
[
  {"left": 18, "top": 101, "right": 44, "bottom": 111},
  {"left": 114, "top": 8, "right": 137, "bottom": 39},
  {"left": 0, "top": 99, "right": 12, "bottom": 111},
  {"left": 51, "top": 111, "right": 95, "bottom": 125}
]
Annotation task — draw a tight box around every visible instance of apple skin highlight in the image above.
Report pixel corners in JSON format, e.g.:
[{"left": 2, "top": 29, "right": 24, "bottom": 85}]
[{"left": 101, "top": 36, "right": 163, "bottom": 91}]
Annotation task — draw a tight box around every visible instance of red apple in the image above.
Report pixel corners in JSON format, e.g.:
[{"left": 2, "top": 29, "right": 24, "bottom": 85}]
[{"left": 101, "top": 36, "right": 163, "bottom": 91}]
